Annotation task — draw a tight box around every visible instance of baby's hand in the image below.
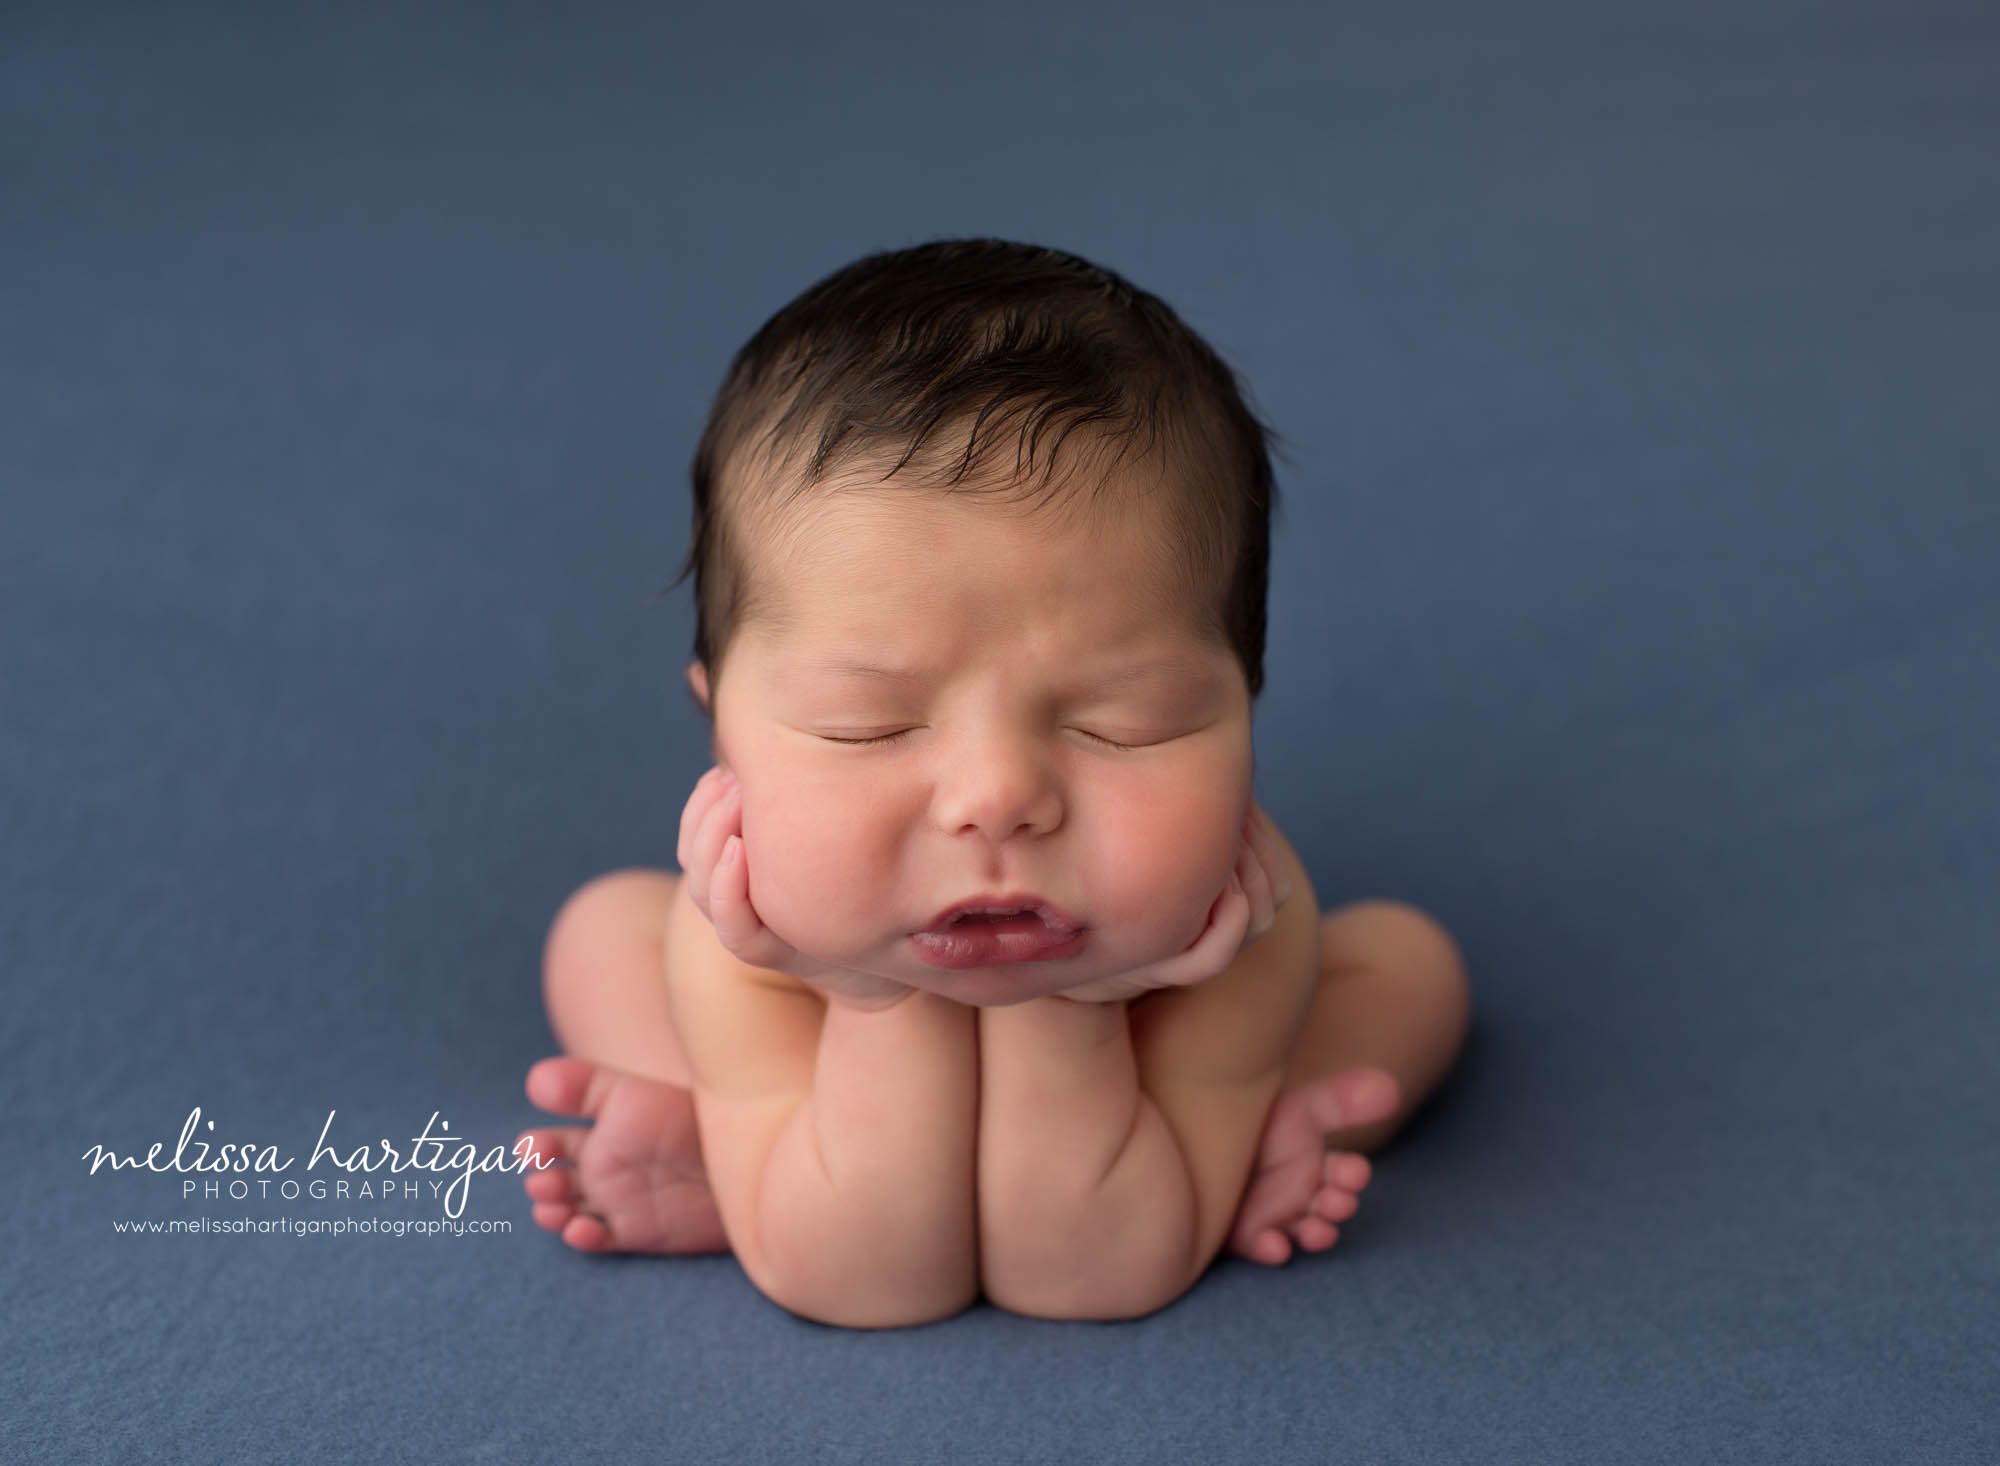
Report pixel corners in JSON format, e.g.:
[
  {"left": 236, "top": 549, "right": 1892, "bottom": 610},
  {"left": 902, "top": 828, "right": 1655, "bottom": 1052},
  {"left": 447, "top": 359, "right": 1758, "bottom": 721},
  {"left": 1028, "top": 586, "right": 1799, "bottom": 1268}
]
[
  {"left": 677, "top": 765, "right": 914, "bottom": 1012},
  {"left": 1055, "top": 801, "right": 1293, "bottom": 1005}
]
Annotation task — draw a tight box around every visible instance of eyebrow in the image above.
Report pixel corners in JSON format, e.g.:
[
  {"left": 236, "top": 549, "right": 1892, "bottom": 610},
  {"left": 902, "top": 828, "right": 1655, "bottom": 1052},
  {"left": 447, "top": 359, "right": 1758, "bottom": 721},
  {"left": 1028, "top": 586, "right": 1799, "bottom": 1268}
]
[{"left": 797, "top": 655, "right": 1221, "bottom": 691}]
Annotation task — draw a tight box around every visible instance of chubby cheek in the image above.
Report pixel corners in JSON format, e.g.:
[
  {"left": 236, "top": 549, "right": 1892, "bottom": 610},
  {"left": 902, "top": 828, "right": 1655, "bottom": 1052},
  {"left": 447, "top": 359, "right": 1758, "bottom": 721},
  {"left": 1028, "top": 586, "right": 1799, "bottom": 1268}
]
[
  {"left": 735, "top": 776, "right": 895, "bottom": 955},
  {"left": 1090, "top": 784, "right": 1246, "bottom": 957}
]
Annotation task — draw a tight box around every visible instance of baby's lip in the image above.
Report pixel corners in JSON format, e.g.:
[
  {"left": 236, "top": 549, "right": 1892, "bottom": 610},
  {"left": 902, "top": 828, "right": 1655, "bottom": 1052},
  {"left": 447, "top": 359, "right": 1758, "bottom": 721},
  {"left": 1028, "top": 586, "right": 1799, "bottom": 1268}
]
[{"left": 920, "top": 893, "right": 1085, "bottom": 934}]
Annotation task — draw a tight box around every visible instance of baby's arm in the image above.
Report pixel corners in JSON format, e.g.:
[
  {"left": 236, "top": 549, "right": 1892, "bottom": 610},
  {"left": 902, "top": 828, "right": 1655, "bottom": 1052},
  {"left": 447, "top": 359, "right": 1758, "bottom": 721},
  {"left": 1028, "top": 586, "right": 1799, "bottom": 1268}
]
[
  {"left": 665, "top": 880, "right": 979, "bottom": 1329},
  {"left": 977, "top": 996, "right": 1206, "bottom": 1319},
  {"left": 978, "top": 827, "right": 1320, "bottom": 1320}
]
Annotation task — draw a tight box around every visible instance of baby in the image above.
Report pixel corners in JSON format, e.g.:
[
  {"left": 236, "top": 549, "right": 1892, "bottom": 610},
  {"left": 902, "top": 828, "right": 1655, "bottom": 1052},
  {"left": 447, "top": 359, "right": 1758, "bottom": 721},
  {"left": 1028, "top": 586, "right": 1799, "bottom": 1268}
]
[{"left": 517, "top": 238, "right": 1471, "bottom": 1328}]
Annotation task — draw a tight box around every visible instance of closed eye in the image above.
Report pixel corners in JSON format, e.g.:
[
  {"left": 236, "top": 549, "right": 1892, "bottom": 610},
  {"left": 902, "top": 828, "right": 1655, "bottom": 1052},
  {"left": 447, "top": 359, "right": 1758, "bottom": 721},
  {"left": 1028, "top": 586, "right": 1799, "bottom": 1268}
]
[
  {"left": 818, "top": 729, "right": 1150, "bottom": 751},
  {"left": 820, "top": 730, "right": 913, "bottom": 748}
]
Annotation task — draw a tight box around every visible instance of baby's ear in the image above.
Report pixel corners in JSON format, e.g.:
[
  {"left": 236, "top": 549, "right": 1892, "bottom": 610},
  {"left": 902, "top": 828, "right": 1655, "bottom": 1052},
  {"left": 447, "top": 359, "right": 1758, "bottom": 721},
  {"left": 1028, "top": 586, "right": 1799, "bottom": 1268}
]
[{"left": 686, "top": 661, "right": 712, "bottom": 714}]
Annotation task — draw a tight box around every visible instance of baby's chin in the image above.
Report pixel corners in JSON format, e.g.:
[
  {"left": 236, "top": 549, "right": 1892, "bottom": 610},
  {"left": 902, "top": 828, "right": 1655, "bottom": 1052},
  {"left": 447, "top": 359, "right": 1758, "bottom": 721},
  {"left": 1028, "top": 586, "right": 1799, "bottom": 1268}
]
[
  {"left": 897, "top": 948, "right": 1156, "bottom": 1008},
  {"left": 770, "top": 945, "right": 1083, "bottom": 1008},
  {"left": 785, "top": 924, "right": 1178, "bottom": 1007},
  {"left": 911, "top": 968, "right": 1087, "bottom": 1007}
]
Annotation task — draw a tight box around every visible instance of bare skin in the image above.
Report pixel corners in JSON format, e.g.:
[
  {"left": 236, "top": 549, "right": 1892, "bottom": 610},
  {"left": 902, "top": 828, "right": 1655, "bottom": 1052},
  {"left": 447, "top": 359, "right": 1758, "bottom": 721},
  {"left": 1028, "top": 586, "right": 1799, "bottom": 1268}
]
[{"left": 519, "top": 868, "right": 1470, "bottom": 1269}]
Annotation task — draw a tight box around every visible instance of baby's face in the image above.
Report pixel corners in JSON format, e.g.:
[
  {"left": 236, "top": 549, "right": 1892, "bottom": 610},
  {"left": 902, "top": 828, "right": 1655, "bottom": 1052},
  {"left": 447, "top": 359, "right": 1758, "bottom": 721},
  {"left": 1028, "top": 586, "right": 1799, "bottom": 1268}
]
[{"left": 700, "top": 481, "right": 1254, "bottom": 1006}]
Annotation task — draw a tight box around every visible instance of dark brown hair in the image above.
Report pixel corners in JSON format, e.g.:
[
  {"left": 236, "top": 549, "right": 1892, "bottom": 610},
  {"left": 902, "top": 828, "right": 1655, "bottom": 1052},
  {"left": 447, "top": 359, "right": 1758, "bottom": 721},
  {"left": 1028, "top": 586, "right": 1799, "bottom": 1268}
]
[{"left": 666, "top": 237, "right": 1286, "bottom": 705}]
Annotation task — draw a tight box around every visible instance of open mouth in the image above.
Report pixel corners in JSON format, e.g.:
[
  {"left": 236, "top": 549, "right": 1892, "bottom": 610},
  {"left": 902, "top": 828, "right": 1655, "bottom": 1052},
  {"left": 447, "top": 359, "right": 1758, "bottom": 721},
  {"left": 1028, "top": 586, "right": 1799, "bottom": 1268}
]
[
  {"left": 911, "top": 899, "right": 1088, "bottom": 969},
  {"left": 940, "top": 908, "right": 1059, "bottom": 934},
  {"left": 920, "top": 895, "right": 1084, "bottom": 936}
]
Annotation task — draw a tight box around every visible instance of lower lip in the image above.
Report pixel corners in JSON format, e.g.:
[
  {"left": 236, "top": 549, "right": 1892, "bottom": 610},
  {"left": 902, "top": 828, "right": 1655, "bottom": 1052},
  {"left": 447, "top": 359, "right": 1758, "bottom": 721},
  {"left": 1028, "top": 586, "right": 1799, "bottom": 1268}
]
[{"left": 908, "top": 915, "right": 1089, "bottom": 970}]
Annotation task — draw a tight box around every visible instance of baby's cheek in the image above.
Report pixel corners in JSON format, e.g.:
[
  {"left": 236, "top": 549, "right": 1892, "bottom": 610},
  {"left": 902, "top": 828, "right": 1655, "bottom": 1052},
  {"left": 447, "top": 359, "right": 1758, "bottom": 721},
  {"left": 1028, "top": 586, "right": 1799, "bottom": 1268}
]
[
  {"left": 1097, "top": 792, "right": 1244, "bottom": 944},
  {"left": 738, "top": 789, "right": 887, "bottom": 949}
]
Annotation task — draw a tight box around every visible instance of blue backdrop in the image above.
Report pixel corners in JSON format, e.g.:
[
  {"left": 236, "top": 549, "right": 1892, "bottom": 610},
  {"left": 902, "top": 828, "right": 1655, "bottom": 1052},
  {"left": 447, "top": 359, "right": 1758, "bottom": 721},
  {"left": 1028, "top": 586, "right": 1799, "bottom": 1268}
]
[{"left": 5, "top": 2, "right": 1995, "bottom": 1460}]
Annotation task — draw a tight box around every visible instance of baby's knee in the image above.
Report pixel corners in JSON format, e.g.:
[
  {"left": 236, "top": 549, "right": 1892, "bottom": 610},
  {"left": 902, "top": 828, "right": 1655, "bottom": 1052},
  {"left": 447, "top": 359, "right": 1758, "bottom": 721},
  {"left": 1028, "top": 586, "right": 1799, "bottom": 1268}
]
[
  {"left": 1325, "top": 900, "right": 1471, "bottom": 1023},
  {"left": 542, "top": 868, "right": 679, "bottom": 1008}
]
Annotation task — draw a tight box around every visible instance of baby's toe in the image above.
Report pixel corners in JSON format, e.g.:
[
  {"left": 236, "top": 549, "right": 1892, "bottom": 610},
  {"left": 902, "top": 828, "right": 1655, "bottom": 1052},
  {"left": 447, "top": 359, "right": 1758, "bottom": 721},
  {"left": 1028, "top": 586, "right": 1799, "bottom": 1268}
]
[
  {"left": 1246, "top": 1227, "right": 1291, "bottom": 1266},
  {"left": 1313, "top": 1184, "right": 1359, "bottom": 1223},
  {"left": 1309, "top": 1068, "right": 1401, "bottom": 1138},
  {"left": 1325, "top": 1151, "right": 1371, "bottom": 1192},
  {"left": 531, "top": 1200, "right": 577, "bottom": 1233},
  {"left": 524, "top": 1056, "right": 608, "bottom": 1119},
  {"left": 561, "top": 1212, "right": 614, "bottom": 1253},
  {"left": 515, "top": 1125, "right": 582, "bottom": 1172},
  {"left": 523, "top": 1167, "right": 578, "bottom": 1204},
  {"left": 1289, "top": 1216, "right": 1340, "bottom": 1253}
]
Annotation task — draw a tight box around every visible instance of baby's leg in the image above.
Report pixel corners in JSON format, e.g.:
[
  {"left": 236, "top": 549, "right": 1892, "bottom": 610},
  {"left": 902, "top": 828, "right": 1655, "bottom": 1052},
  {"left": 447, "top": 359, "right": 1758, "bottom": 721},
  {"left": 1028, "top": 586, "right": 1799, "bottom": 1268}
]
[
  {"left": 518, "top": 869, "right": 726, "bottom": 1253},
  {"left": 540, "top": 868, "right": 694, "bottom": 1086},
  {"left": 1286, "top": 899, "right": 1472, "bottom": 1154},
  {"left": 1228, "top": 900, "right": 1470, "bottom": 1265}
]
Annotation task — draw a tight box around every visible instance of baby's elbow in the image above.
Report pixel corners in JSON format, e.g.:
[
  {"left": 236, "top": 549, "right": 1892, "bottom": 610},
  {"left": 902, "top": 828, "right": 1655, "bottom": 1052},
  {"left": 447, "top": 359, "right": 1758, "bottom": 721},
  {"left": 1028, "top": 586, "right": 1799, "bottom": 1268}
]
[
  {"left": 979, "top": 1110, "right": 1207, "bottom": 1321},
  {"left": 980, "top": 1216, "right": 1202, "bottom": 1322},
  {"left": 982, "top": 1255, "right": 1197, "bottom": 1322},
  {"left": 749, "top": 1197, "right": 980, "bottom": 1330},
  {"left": 756, "top": 1254, "right": 979, "bottom": 1331},
  {"left": 739, "top": 1105, "right": 980, "bottom": 1330}
]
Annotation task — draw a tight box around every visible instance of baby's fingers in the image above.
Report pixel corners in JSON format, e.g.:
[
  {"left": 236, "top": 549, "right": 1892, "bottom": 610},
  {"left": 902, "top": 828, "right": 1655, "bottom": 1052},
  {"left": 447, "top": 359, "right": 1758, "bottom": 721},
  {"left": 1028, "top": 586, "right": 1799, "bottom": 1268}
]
[
  {"left": 1245, "top": 803, "right": 1293, "bottom": 909},
  {"left": 1237, "top": 835, "right": 1277, "bottom": 945},
  {"left": 708, "top": 835, "right": 790, "bottom": 969},
  {"left": 1158, "top": 873, "right": 1252, "bottom": 988},
  {"left": 676, "top": 767, "right": 732, "bottom": 885},
  {"left": 680, "top": 775, "right": 742, "bottom": 919}
]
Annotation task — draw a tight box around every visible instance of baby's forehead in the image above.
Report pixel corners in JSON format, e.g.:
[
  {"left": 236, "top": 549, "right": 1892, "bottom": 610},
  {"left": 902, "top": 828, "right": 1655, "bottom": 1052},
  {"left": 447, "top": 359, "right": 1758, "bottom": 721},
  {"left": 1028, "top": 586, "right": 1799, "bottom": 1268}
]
[
  {"left": 751, "top": 447, "right": 1173, "bottom": 549},
  {"left": 741, "top": 494, "right": 1204, "bottom": 652},
  {"left": 753, "top": 485, "right": 1175, "bottom": 601}
]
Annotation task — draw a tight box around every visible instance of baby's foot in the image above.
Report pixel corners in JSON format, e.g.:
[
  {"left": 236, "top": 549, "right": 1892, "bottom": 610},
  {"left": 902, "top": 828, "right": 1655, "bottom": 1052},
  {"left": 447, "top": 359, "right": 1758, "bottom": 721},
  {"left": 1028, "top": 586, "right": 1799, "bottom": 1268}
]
[
  {"left": 516, "top": 1056, "right": 728, "bottom": 1254},
  {"left": 1226, "top": 1067, "right": 1401, "bottom": 1266}
]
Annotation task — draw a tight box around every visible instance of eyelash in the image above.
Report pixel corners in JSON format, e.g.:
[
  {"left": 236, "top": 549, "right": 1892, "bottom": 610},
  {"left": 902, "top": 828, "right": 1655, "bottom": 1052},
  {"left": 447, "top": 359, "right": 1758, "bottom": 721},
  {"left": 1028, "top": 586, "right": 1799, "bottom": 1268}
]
[{"left": 823, "top": 729, "right": 1143, "bottom": 752}]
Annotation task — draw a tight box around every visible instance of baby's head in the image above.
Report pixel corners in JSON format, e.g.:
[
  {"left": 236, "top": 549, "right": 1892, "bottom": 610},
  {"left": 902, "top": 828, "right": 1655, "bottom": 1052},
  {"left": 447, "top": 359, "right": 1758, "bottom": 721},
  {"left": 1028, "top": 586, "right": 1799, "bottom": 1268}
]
[{"left": 669, "top": 238, "right": 1285, "bottom": 1004}]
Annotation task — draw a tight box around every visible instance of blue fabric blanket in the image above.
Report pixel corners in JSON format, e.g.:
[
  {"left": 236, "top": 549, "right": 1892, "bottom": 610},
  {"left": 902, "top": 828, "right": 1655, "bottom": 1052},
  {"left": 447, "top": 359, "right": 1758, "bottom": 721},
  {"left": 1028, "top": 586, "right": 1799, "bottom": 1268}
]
[{"left": 5, "top": 3, "right": 1994, "bottom": 1460}]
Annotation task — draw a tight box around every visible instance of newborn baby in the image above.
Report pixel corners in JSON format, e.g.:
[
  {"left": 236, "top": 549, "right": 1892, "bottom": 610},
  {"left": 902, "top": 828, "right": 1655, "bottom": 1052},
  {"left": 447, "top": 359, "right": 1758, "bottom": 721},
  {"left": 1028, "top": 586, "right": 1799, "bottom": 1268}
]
[{"left": 518, "top": 238, "right": 1471, "bottom": 1327}]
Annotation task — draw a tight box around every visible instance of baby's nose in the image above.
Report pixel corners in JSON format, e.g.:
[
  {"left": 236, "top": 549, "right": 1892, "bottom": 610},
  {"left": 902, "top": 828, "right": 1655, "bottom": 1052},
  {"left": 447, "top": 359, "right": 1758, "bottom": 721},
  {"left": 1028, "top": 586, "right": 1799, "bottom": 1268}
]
[{"left": 931, "top": 761, "right": 1061, "bottom": 841}]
